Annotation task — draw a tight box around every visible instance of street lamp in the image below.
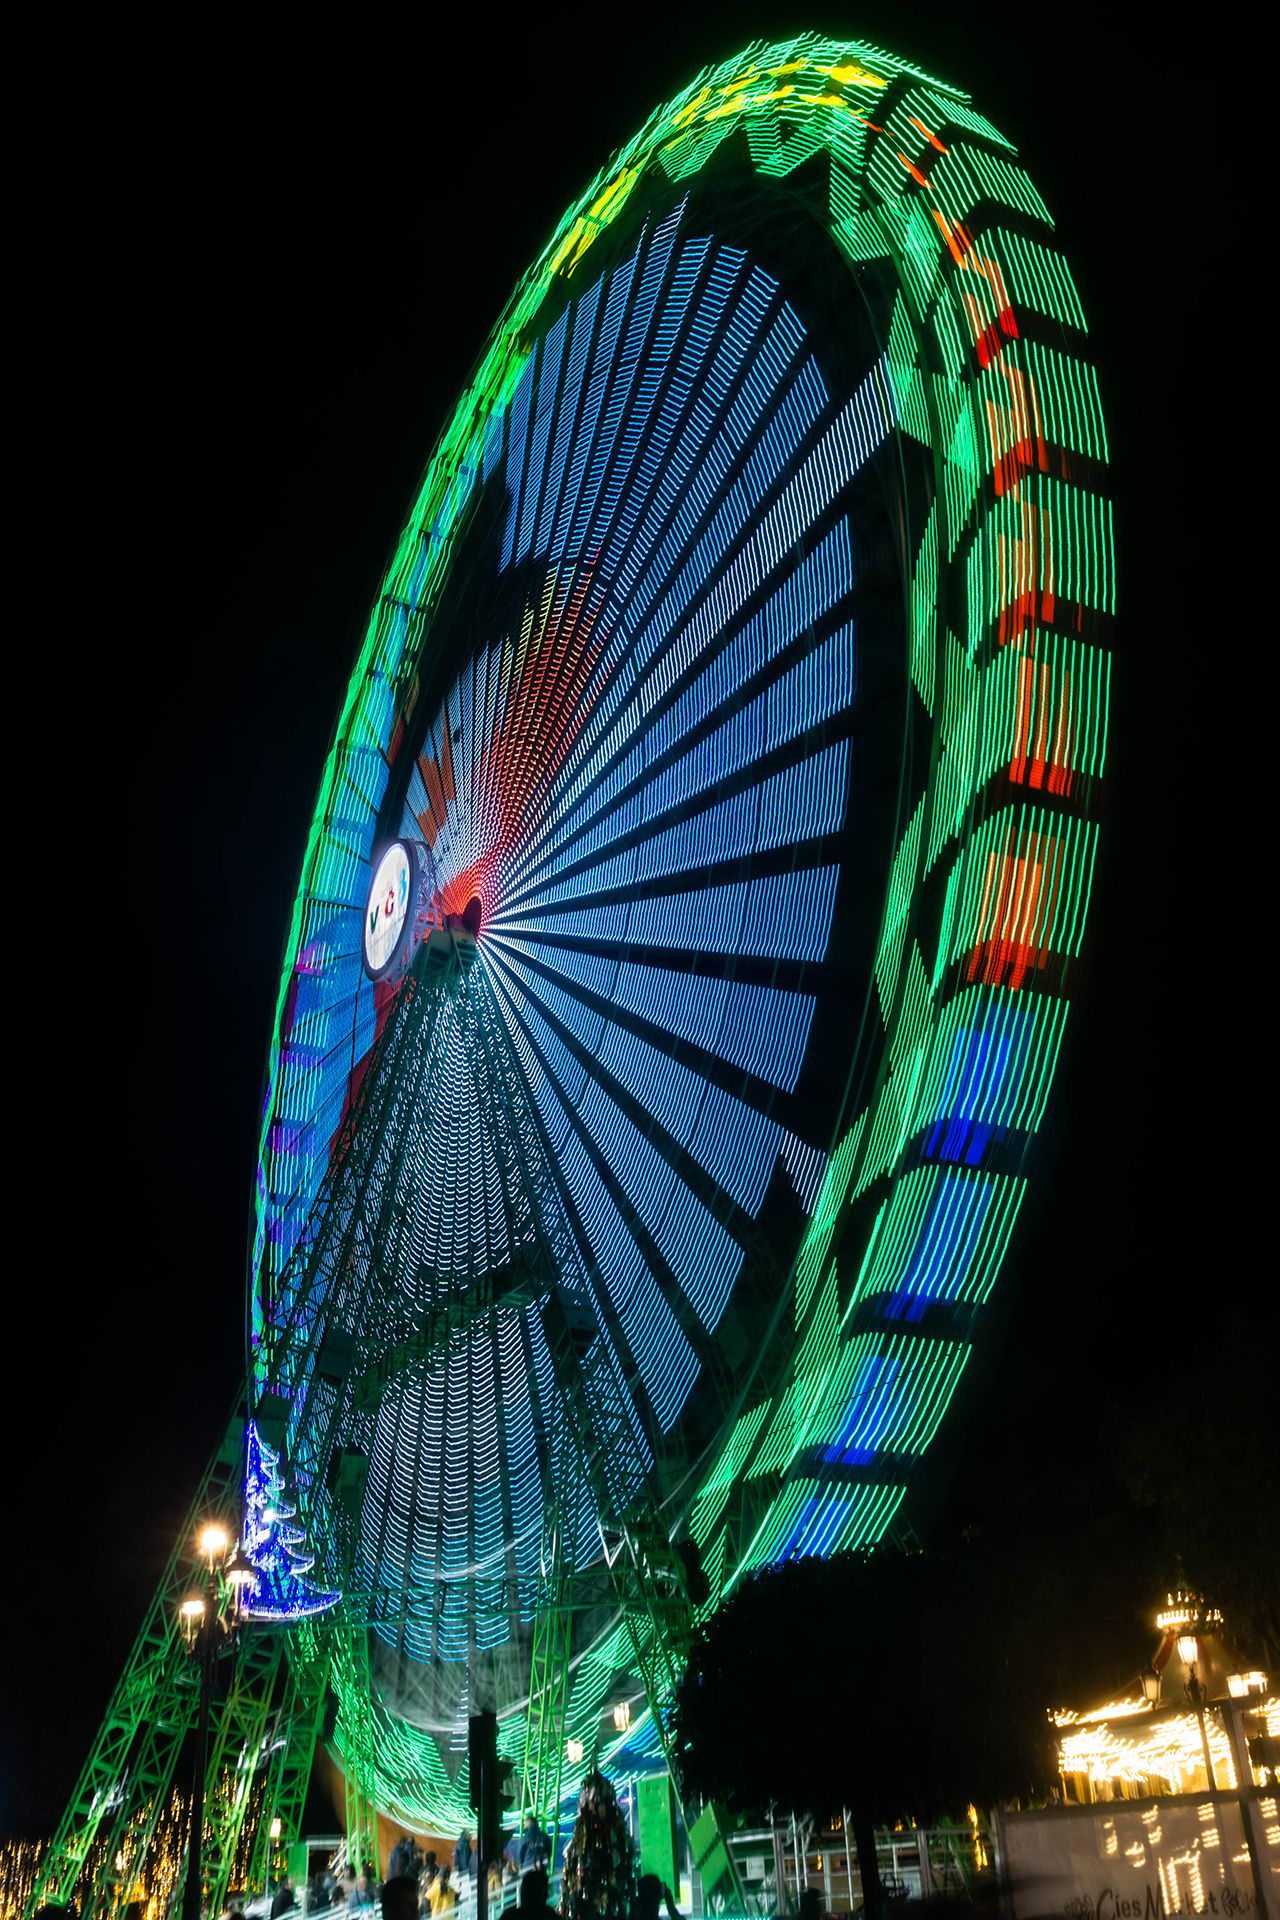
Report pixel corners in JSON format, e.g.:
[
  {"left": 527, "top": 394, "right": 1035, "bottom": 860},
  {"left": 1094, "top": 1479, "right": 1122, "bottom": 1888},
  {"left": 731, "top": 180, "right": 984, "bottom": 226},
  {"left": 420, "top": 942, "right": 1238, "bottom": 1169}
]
[
  {"left": 1176, "top": 1630, "right": 1217, "bottom": 1791},
  {"left": 1219, "top": 1667, "right": 1273, "bottom": 1915},
  {"left": 1146, "top": 1595, "right": 1272, "bottom": 1913},
  {"left": 178, "top": 1518, "right": 247, "bottom": 1920}
]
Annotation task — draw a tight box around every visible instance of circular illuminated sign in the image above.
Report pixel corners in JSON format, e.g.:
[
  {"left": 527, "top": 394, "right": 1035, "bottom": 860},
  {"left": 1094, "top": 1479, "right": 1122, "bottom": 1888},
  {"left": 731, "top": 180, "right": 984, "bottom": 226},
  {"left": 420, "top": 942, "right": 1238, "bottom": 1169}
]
[{"left": 363, "top": 841, "right": 414, "bottom": 978}]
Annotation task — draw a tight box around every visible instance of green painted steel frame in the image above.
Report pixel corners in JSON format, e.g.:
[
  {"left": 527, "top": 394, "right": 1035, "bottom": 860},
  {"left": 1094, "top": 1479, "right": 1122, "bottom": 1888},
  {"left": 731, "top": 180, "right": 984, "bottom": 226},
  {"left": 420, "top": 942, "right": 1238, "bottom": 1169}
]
[
  {"left": 243, "top": 1637, "right": 329, "bottom": 1893},
  {"left": 29, "top": 1417, "right": 355, "bottom": 1918},
  {"left": 26, "top": 1414, "right": 244, "bottom": 1917},
  {"left": 521, "top": 1517, "right": 571, "bottom": 1842},
  {"left": 201, "top": 1631, "right": 289, "bottom": 1914},
  {"left": 335, "top": 1613, "right": 380, "bottom": 1879}
]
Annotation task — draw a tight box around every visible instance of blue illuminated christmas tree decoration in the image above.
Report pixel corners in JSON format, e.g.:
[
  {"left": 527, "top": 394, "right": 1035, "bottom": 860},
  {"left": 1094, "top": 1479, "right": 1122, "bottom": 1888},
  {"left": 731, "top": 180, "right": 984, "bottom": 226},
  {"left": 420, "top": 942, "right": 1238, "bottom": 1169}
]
[{"left": 240, "top": 1421, "right": 340, "bottom": 1621}]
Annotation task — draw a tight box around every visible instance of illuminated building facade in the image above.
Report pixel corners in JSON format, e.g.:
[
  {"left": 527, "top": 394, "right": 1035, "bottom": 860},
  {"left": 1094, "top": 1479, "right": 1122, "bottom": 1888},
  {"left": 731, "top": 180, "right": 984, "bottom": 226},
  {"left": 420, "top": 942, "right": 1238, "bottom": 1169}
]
[
  {"left": 1003, "top": 1598, "right": 1280, "bottom": 1916},
  {"left": 1056, "top": 1598, "right": 1277, "bottom": 1805}
]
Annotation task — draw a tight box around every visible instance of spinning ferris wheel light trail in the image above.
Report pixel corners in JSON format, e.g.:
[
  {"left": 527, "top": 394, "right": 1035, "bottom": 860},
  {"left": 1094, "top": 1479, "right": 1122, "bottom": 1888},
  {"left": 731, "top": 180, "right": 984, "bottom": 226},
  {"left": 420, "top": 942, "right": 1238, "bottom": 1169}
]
[{"left": 31, "top": 26, "right": 1113, "bottom": 1913}]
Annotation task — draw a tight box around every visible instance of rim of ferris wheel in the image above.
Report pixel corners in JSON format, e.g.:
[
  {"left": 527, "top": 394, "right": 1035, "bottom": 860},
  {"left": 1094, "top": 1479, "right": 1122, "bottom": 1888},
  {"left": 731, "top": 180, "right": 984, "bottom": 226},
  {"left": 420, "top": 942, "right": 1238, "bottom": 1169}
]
[{"left": 246, "top": 28, "right": 1113, "bottom": 1835}]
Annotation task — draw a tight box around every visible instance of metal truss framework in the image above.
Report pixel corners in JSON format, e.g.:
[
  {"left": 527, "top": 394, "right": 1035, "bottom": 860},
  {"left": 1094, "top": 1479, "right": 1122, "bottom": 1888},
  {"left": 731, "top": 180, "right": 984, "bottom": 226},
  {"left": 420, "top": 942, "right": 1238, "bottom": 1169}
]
[
  {"left": 334, "top": 1612, "right": 380, "bottom": 1879},
  {"left": 200, "top": 1629, "right": 288, "bottom": 1909},
  {"left": 27, "top": 1414, "right": 243, "bottom": 1916},
  {"left": 242, "top": 1636, "right": 329, "bottom": 1896}
]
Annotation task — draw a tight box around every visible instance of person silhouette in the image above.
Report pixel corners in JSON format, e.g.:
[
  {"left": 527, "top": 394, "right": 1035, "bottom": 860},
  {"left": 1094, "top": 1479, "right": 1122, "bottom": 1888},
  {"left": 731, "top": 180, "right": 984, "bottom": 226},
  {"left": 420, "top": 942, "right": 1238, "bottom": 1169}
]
[
  {"left": 517, "top": 1868, "right": 558, "bottom": 1920},
  {"left": 382, "top": 1877, "right": 420, "bottom": 1920},
  {"left": 630, "top": 1875, "right": 680, "bottom": 1920}
]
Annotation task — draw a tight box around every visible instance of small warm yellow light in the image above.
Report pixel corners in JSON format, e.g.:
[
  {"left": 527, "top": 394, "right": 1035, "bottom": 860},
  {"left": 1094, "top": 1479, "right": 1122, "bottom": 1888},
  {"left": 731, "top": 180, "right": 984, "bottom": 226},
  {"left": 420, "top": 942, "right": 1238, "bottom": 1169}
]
[
  {"left": 565, "top": 1739, "right": 584, "bottom": 1764},
  {"left": 1177, "top": 1634, "right": 1199, "bottom": 1668},
  {"left": 198, "top": 1522, "right": 231, "bottom": 1562},
  {"left": 180, "top": 1597, "right": 206, "bottom": 1620},
  {"left": 270, "top": 1818, "right": 283, "bottom": 1841},
  {"left": 612, "top": 1700, "right": 632, "bottom": 1732}
]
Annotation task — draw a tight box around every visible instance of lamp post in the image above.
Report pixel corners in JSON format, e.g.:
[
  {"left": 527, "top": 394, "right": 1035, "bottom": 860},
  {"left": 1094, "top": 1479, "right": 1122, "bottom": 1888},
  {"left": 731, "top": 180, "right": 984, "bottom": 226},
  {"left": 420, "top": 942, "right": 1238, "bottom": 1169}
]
[
  {"left": 1146, "top": 1595, "right": 1273, "bottom": 1916},
  {"left": 178, "top": 1520, "right": 247, "bottom": 1920},
  {"left": 1176, "top": 1631, "right": 1218, "bottom": 1793},
  {"left": 1223, "top": 1670, "right": 1273, "bottom": 1920}
]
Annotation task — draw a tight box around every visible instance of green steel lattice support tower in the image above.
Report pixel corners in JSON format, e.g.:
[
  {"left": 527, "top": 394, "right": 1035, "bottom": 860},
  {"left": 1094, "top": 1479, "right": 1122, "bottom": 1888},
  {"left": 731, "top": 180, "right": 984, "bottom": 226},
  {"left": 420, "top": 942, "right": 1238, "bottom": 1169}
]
[{"left": 26, "top": 1414, "right": 244, "bottom": 1915}]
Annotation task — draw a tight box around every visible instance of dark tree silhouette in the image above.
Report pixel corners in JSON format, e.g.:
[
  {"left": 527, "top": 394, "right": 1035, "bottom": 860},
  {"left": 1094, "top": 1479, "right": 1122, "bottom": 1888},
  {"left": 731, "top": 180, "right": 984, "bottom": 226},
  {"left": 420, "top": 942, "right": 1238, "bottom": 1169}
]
[
  {"left": 1115, "top": 1312, "right": 1280, "bottom": 1669},
  {"left": 674, "top": 1547, "right": 1056, "bottom": 1918}
]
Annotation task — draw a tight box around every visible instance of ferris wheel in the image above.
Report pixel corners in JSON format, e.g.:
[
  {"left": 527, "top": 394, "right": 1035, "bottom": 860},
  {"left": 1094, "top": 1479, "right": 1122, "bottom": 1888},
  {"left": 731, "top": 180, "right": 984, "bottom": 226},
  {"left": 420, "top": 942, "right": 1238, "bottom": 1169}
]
[
  {"left": 33, "top": 28, "right": 1112, "bottom": 1911},
  {"left": 249, "top": 29, "right": 1113, "bottom": 1837}
]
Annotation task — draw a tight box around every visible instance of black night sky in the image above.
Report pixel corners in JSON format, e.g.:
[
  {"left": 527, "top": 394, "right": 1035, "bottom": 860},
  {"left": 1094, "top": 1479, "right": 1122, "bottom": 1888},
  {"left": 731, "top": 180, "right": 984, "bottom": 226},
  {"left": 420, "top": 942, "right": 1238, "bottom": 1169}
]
[{"left": 4, "top": 3, "right": 1245, "bottom": 1843}]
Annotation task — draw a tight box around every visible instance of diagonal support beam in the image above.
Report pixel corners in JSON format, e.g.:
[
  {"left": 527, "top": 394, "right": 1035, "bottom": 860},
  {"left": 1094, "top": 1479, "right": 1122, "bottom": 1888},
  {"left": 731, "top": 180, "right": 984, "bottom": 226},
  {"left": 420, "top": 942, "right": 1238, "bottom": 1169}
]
[{"left": 27, "top": 1411, "right": 245, "bottom": 1917}]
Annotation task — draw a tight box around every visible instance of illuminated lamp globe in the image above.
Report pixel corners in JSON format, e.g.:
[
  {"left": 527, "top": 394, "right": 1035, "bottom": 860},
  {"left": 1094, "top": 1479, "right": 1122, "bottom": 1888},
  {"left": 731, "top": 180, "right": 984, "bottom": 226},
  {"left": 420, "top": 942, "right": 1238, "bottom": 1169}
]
[
  {"left": 198, "top": 1522, "right": 231, "bottom": 1564},
  {"left": 179, "top": 1596, "right": 206, "bottom": 1645},
  {"left": 227, "top": 1565, "right": 255, "bottom": 1610},
  {"left": 1177, "top": 1633, "right": 1199, "bottom": 1668}
]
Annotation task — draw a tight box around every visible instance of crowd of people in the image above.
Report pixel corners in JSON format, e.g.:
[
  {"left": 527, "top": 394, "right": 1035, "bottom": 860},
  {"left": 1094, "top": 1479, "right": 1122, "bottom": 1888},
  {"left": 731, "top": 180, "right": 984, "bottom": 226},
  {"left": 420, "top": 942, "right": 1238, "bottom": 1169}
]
[
  {"left": 259, "top": 1844, "right": 686, "bottom": 1920},
  {"left": 26, "top": 1817, "right": 693, "bottom": 1920},
  {"left": 376, "top": 1837, "right": 684, "bottom": 1920},
  {"left": 28, "top": 1881, "right": 753, "bottom": 1920},
  {"left": 380, "top": 1864, "right": 552, "bottom": 1920},
  {"left": 377, "top": 1816, "right": 554, "bottom": 1920},
  {"left": 264, "top": 1859, "right": 382, "bottom": 1917}
]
